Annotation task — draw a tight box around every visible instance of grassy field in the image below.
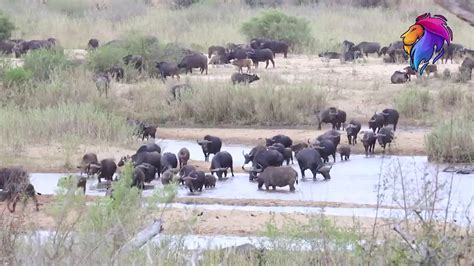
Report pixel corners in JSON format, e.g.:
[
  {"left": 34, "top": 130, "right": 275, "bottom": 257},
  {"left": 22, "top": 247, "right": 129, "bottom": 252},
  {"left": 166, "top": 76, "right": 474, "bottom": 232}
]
[{"left": 0, "top": 1, "right": 472, "bottom": 263}]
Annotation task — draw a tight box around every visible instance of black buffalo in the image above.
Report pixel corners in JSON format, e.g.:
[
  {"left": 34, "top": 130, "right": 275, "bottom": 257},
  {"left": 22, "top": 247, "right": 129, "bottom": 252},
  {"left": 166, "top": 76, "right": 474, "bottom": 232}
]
[
  {"left": 183, "top": 170, "right": 206, "bottom": 193},
  {"left": 178, "top": 147, "right": 190, "bottom": 168},
  {"left": 77, "top": 152, "right": 99, "bottom": 177},
  {"left": 381, "top": 109, "right": 399, "bottom": 131},
  {"left": 231, "top": 73, "right": 260, "bottom": 84},
  {"left": 295, "top": 148, "right": 332, "bottom": 180},
  {"left": 313, "top": 139, "right": 336, "bottom": 163},
  {"left": 161, "top": 152, "right": 178, "bottom": 173},
  {"left": 377, "top": 127, "right": 394, "bottom": 152},
  {"left": 243, "top": 149, "right": 284, "bottom": 181},
  {"left": 0, "top": 167, "right": 40, "bottom": 213},
  {"left": 346, "top": 120, "right": 361, "bottom": 145},
  {"left": 354, "top": 42, "right": 381, "bottom": 57},
  {"left": 210, "top": 151, "right": 234, "bottom": 180},
  {"left": 441, "top": 43, "right": 464, "bottom": 64},
  {"left": 156, "top": 62, "right": 180, "bottom": 80},
  {"left": 197, "top": 135, "right": 222, "bottom": 162},
  {"left": 136, "top": 143, "right": 161, "bottom": 154},
  {"left": 178, "top": 53, "right": 208, "bottom": 75},
  {"left": 391, "top": 71, "right": 409, "bottom": 84},
  {"left": 259, "top": 40, "right": 289, "bottom": 58},
  {"left": 460, "top": 57, "right": 474, "bottom": 80},
  {"left": 368, "top": 112, "right": 385, "bottom": 133},
  {"left": 317, "top": 107, "right": 346, "bottom": 130},
  {"left": 0, "top": 41, "right": 14, "bottom": 55},
  {"left": 361, "top": 131, "right": 376, "bottom": 156},
  {"left": 243, "top": 145, "right": 267, "bottom": 164},
  {"left": 265, "top": 134, "right": 293, "bottom": 148},
  {"left": 268, "top": 143, "right": 292, "bottom": 165},
  {"left": 135, "top": 163, "right": 157, "bottom": 183},
  {"left": 208, "top": 45, "right": 226, "bottom": 58},
  {"left": 247, "top": 48, "right": 275, "bottom": 68},
  {"left": 89, "top": 159, "right": 117, "bottom": 183},
  {"left": 342, "top": 40, "right": 355, "bottom": 52},
  {"left": 87, "top": 38, "right": 99, "bottom": 49}
]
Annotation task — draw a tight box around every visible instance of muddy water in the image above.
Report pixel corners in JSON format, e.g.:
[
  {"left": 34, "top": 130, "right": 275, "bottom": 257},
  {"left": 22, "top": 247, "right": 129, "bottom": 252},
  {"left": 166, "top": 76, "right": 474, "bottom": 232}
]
[{"left": 28, "top": 139, "right": 473, "bottom": 221}]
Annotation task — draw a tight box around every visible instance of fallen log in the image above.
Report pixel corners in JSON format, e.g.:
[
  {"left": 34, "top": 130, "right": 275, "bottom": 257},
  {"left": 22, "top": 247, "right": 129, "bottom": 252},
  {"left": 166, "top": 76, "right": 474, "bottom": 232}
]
[{"left": 117, "top": 219, "right": 163, "bottom": 254}]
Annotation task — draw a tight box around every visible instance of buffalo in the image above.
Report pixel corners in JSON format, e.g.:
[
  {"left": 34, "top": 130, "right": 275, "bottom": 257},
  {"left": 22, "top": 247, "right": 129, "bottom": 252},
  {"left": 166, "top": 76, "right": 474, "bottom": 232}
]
[
  {"left": 247, "top": 48, "right": 275, "bottom": 68},
  {"left": 337, "top": 145, "right": 351, "bottom": 161},
  {"left": 259, "top": 40, "right": 289, "bottom": 58},
  {"left": 256, "top": 166, "right": 298, "bottom": 192},
  {"left": 342, "top": 40, "right": 355, "bottom": 52},
  {"left": 132, "top": 167, "right": 146, "bottom": 189},
  {"left": 134, "top": 151, "right": 161, "bottom": 178},
  {"left": 290, "top": 143, "right": 308, "bottom": 156},
  {"left": 313, "top": 139, "right": 336, "bottom": 163},
  {"left": 317, "top": 107, "right": 346, "bottom": 130},
  {"left": 183, "top": 170, "right": 206, "bottom": 193},
  {"left": 460, "top": 57, "right": 474, "bottom": 80},
  {"left": 295, "top": 148, "right": 332, "bottom": 180},
  {"left": 316, "top": 129, "right": 341, "bottom": 148},
  {"left": 178, "top": 165, "right": 196, "bottom": 181},
  {"left": 178, "top": 147, "right": 190, "bottom": 168},
  {"left": 197, "top": 135, "right": 222, "bottom": 162},
  {"left": 156, "top": 62, "right": 180, "bottom": 80},
  {"left": 342, "top": 49, "right": 362, "bottom": 62},
  {"left": 204, "top": 174, "right": 217, "bottom": 188},
  {"left": 228, "top": 47, "right": 253, "bottom": 60},
  {"left": 210, "top": 151, "right": 234, "bottom": 180},
  {"left": 265, "top": 134, "right": 293, "bottom": 148},
  {"left": 243, "top": 149, "right": 284, "bottom": 181},
  {"left": 0, "top": 41, "right": 14, "bottom": 55},
  {"left": 87, "top": 38, "right": 99, "bottom": 49},
  {"left": 77, "top": 152, "right": 99, "bottom": 177},
  {"left": 12, "top": 39, "right": 55, "bottom": 58},
  {"left": 368, "top": 112, "right": 385, "bottom": 133},
  {"left": 381, "top": 109, "right": 399, "bottom": 131},
  {"left": 89, "top": 159, "right": 117, "bottom": 183},
  {"left": 123, "top": 55, "right": 145, "bottom": 73},
  {"left": 208, "top": 45, "right": 226, "bottom": 58},
  {"left": 161, "top": 152, "right": 178, "bottom": 173},
  {"left": 243, "top": 145, "right": 267, "bottom": 164},
  {"left": 441, "top": 43, "right": 464, "bottom": 64},
  {"left": 354, "top": 42, "right": 381, "bottom": 57},
  {"left": 391, "top": 71, "right": 409, "bottom": 84},
  {"left": 136, "top": 143, "right": 161, "bottom": 154},
  {"left": 178, "top": 53, "right": 208, "bottom": 74},
  {"left": 268, "top": 143, "right": 292, "bottom": 165},
  {"left": 425, "top": 64, "right": 438, "bottom": 77},
  {"left": 135, "top": 163, "right": 157, "bottom": 183},
  {"left": 250, "top": 38, "right": 270, "bottom": 49},
  {"left": 318, "top": 52, "right": 341, "bottom": 60},
  {"left": 231, "top": 73, "right": 260, "bottom": 84},
  {"left": 377, "top": 126, "right": 394, "bottom": 152},
  {"left": 361, "top": 131, "right": 376, "bottom": 156},
  {"left": 404, "top": 66, "right": 417, "bottom": 80},
  {"left": 0, "top": 167, "right": 40, "bottom": 213},
  {"left": 346, "top": 120, "right": 361, "bottom": 145},
  {"left": 232, "top": 58, "right": 252, "bottom": 73}
]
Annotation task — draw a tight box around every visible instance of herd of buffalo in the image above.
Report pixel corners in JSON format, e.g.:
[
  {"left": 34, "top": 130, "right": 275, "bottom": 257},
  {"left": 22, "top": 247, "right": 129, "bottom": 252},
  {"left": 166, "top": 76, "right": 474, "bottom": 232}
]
[
  {"left": 1, "top": 37, "right": 472, "bottom": 92},
  {"left": 0, "top": 106, "right": 400, "bottom": 212}
]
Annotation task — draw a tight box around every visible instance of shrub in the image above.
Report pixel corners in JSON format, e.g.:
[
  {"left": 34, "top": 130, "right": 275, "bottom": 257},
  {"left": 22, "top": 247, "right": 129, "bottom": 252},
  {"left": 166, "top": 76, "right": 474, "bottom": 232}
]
[
  {"left": 23, "top": 49, "right": 70, "bottom": 81},
  {"left": 241, "top": 10, "right": 313, "bottom": 50},
  {"left": 0, "top": 12, "right": 15, "bottom": 41},
  {"left": 86, "top": 46, "right": 127, "bottom": 73},
  {"left": 2, "top": 67, "right": 32, "bottom": 88},
  {"left": 425, "top": 117, "right": 473, "bottom": 163},
  {"left": 394, "top": 88, "right": 431, "bottom": 119}
]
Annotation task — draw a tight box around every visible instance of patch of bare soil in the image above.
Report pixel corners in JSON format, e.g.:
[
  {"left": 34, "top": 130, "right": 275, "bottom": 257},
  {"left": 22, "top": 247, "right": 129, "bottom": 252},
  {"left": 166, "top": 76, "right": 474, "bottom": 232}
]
[{"left": 0, "top": 195, "right": 392, "bottom": 236}]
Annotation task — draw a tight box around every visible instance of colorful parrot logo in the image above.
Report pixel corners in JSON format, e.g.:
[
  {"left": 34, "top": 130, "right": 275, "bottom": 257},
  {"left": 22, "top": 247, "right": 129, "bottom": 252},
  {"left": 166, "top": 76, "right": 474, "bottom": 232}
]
[{"left": 401, "top": 13, "right": 453, "bottom": 75}]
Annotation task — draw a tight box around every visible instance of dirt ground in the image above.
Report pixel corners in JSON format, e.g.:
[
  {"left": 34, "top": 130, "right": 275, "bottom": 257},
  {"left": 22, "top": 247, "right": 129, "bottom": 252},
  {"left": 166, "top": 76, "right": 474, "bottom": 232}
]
[{"left": 0, "top": 195, "right": 392, "bottom": 236}]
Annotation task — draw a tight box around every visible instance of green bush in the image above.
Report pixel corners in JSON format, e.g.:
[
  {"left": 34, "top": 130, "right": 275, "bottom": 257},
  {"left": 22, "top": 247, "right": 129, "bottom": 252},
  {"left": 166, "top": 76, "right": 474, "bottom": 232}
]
[
  {"left": 86, "top": 46, "right": 127, "bottom": 73},
  {"left": 394, "top": 88, "right": 431, "bottom": 119},
  {"left": 425, "top": 117, "right": 473, "bottom": 163},
  {"left": 23, "top": 49, "right": 70, "bottom": 81},
  {"left": 0, "top": 12, "right": 15, "bottom": 41},
  {"left": 241, "top": 10, "right": 313, "bottom": 50},
  {"left": 2, "top": 67, "right": 32, "bottom": 88}
]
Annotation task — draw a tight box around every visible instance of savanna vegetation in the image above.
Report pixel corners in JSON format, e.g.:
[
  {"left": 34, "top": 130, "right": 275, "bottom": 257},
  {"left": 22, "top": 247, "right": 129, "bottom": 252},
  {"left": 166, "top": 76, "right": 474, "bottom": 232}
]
[{"left": 0, "top": 0, "right": 472, "bottom": 263}]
